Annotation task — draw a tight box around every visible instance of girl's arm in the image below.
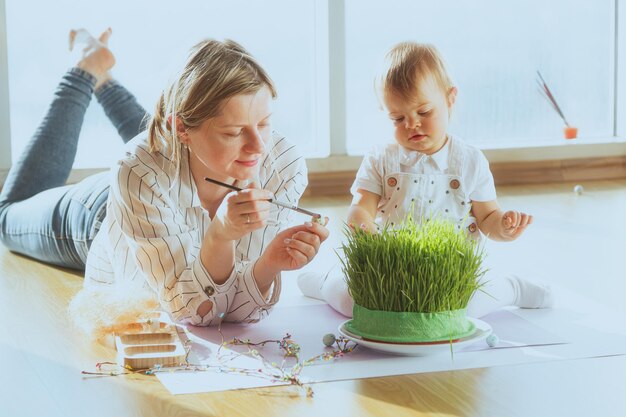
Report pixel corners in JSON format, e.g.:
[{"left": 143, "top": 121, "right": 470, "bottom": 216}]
[
  {"left": 347, "top": 189, "right": 381, "bottom": 233},
  {"left": 472, "top": 200, "right": 533, "bottom": 241}
]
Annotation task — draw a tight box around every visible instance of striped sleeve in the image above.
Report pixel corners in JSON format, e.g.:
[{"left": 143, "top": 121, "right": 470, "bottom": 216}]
[{"left": 109, "top": 160, "right": 238, "bottom": 326}]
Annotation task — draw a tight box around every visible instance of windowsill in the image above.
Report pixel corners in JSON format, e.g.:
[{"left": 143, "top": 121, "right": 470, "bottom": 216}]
[
  {"left": 306, "top": 136, "right": 626, "bottom": 173},
  {"left": 477, "top": 136, "right": 626, "bottom": 162},
  {"left": 1, "top": 137, "right": 625, "bottom": 187}
]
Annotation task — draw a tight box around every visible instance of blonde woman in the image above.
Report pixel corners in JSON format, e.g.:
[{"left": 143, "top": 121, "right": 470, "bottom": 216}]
[{"left": 0, "top": 29, "right": 329, "bottom": 326}]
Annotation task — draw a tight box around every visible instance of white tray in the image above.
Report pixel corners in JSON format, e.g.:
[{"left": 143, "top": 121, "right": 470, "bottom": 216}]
[{"left": 338, "top": 317, "right": 492, "bottom": 356}]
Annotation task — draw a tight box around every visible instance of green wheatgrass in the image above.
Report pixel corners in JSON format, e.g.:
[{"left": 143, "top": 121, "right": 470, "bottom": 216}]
[{"left": 339, "top": 216, "right": 486, "bottom": 313}]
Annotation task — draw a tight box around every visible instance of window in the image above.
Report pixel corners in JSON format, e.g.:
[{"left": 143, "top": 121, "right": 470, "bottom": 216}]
[
  {"left": 1, "top": 0, "right": 624, "bottom": 176},
  {"left": 345, "top": 0, "right": 614, "bottom": 154},
  {"left": 4, "top": 0, "right": 328, "bottom": 169}
]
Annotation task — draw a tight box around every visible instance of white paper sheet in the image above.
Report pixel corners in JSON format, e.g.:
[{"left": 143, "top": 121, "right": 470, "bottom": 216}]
[{"left": 156, "top": 302, "right": 626, "bottom": 395}]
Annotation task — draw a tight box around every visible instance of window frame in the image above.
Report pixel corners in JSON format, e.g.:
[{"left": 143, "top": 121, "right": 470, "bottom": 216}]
[{"left": 0, "top": 0, "right": 11, "bottom": 182}]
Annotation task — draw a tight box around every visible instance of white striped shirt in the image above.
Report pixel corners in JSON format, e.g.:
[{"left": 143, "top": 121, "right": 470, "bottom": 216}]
[{"left": 84, "top": 131, "right": 307, "bottom": 326}]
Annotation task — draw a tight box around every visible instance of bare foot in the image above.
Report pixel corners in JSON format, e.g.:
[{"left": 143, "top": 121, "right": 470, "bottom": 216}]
[{"left": 69, "top": 28, "right": 115, "bottom": 89}]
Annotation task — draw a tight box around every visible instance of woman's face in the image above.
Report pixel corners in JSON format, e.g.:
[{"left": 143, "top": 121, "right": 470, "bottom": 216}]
[{"left": 182, "top": 86, "right": 273, "bottom": 184}]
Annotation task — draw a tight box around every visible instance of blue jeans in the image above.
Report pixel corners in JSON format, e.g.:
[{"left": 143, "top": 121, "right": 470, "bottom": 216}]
[{"left": 0, "top": 68, "right": 148, "bottom": 269}]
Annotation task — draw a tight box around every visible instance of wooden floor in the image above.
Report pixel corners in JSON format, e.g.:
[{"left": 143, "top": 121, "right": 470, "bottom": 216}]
[{"left": 1, "top": 179, "right": 626, "bottom": 417}]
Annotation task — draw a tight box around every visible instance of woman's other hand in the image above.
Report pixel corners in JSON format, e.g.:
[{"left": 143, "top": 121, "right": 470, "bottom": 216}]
[{"left": 253, "top": 218, "right": 330, "bottom": 291}]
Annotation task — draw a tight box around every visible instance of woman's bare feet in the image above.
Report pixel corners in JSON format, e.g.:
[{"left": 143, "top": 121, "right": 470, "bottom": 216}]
[{"left": 69, "top": 28, "right": 115, "bottom": 90}]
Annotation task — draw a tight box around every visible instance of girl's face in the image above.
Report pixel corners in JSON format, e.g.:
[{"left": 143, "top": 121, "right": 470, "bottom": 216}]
[
  {"left": 181, "top": 86, "right": 273, "bottom": 184},
  {"left": 384, "top": 76, "right": 456, "bottom": 155}
]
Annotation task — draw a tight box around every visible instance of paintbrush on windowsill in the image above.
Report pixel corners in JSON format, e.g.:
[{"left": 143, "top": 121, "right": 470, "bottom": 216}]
[
  {"left": 204, "top": 177, "right": 322, "bottom": 219},
  {"left": 536, "top": 70, "right": 578, "bottom": 139}
]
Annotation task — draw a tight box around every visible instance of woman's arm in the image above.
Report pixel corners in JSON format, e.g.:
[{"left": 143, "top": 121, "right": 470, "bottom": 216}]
[
  {"left": 111, "top": 160, "right": 240, "bottom": 326},
  {"left": 201, "top": 186, "right": 273, "bottom": 281},
  {"left": 196, "top": 186, "right": 273, "bottom": 315},
  {"left": 195, "top": 216, "right": 235, "bottom": 317}
]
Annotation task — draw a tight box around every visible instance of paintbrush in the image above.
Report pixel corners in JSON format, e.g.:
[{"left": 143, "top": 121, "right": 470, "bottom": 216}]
[
  {"left": 204, "top": 177, "right": 322, "bottom": 219},
  {"left": 536, "top": 70, "right": 570, "bottom": 127}
]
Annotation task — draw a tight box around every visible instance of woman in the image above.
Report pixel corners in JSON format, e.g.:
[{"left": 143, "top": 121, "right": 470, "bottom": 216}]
[{"left": 0, "top": 29, "right": 329, "bottom": 326}]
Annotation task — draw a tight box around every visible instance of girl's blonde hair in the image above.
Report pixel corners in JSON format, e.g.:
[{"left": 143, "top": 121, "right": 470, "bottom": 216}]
[
  {"left": 378, "top": 42, "right": 453, "bottom": 101},
  {"left": 148, "top": 39, "right": 277, "bottom": 166}
]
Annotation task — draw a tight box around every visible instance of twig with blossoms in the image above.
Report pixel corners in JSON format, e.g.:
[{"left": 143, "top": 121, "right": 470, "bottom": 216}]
[
  {"left": 82, "top": 328, "right": 356, "bottom": 398},
  {"left": 217, "top": 331, "right": 356, "bottom": 397}
]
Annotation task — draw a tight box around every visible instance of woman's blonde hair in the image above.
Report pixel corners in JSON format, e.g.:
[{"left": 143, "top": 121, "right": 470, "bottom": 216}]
[
  {"left": 378, "top": 42, "right": 453, "bottom": 102},
  {"left": 148, "top": 39, "right": 277, "bottom": 166}
]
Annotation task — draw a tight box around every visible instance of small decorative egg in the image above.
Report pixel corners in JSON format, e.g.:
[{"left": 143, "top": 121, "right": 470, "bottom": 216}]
[
  {"left": 573, "top": 184, "right": 584, "bottom": 195},
  {"left": 323, "top": 333, "right": 336, "bottom": 347},
  {"left": 486, "top": 334, "right": 499, "bottom": 348},
  {"left": 312, "top": 215, "right": 325, "bottom": 225}
]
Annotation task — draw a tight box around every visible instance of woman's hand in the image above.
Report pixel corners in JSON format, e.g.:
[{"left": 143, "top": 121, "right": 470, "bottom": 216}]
[
  {"left": 209, "top": 184, "right": 273, "bottom": 242},
  {"left": 253, "top": 218, "right": 330, "bottom": 289},
  {"left": 280, "top": 218, "right": 330, "bottom": 269}
]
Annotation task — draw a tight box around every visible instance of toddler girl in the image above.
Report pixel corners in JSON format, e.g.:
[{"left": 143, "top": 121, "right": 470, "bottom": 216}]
[{"left": 299, "top": 42, "right": 553, "bottom": 318}]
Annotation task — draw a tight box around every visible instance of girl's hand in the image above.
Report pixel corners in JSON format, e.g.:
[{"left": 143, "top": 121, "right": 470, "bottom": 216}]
[
  {"left": 502, "top": 210, "right": 533, "bottom": 239},
  {"left": 258, "top": 218, "right": 330, "bottom": 273},
  {"left": 210, "top": 183, "right": 273, "bottom": 242},
  {"left": 348, "top": 222, "right": 378, "bottom": 234}
]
